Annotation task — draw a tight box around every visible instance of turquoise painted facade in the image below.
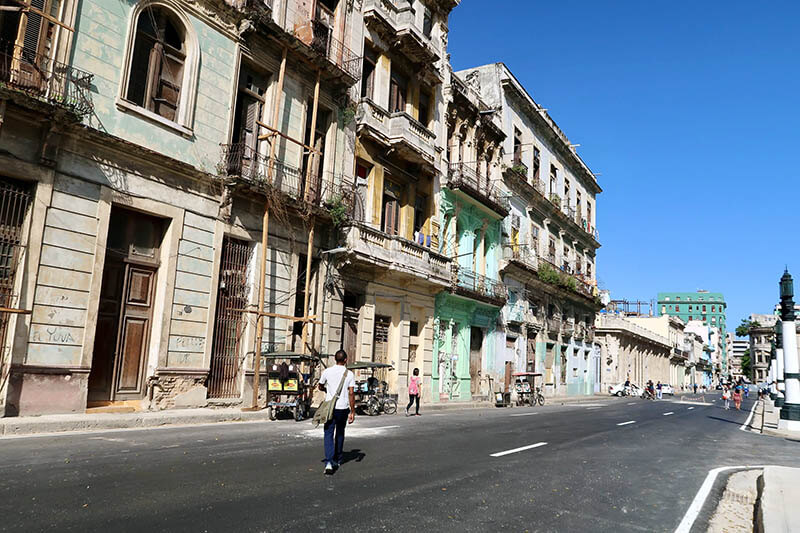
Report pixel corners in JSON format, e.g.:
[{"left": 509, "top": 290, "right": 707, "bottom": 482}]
[{"left": 432, "top": 188, "right": 505, "bottom": 401}]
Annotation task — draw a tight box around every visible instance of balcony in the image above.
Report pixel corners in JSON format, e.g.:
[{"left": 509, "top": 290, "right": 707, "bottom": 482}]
[
  {"left": 226, "top": 0, "right": 273, "bottom": 22},
  {"left": 445, "top": 162, "right": 510, "bottom": 216},
  {"left": 362, "top": 0, "right": 441, "bottom": 65},
  {"left": 503, "top": 163, "right": 546, "bottom": 201},
  {"left": 0, "top": 43, "right": 93, "bottom": 120},
  {"left": 344, "top": 222, "right": 451, "bottom": 286},
  {"left": 218, "top": 143, "right": 354, "bottom": 212},
  {"left": 451, "top": 265, "right": 507, "bottom": 306},
  {"left": 502, "top": 246, "right": 539, "bottom": 274},
  {"left": 563, "top": 319, "right": 575, "bottom": 337},
  {"left": 389, "top": 112, "right": 436, "bottom": 165},
  {"left": 270, "top": 3, "right": 361, "bottom": 85}
]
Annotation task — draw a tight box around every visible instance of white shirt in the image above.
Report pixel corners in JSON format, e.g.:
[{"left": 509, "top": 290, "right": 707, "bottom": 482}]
[{"left": 319, "top": 365, "right": 355, "bottom": 410}]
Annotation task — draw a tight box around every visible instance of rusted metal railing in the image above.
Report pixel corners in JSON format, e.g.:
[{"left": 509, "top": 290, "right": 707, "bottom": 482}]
[
  {"left": 447, "top": 162, "right": 510, "bottom": 214},
  {"left": 0, "top": 43, "right": 93, "bottom": 118}
]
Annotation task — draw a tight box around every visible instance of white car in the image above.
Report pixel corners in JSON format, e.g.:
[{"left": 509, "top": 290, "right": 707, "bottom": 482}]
[
  {"left": 659, "top": 384, "right": 674, "bottom": 396},
  {"left": 609, "top": 382, "right": 643, "bottom": 397}
]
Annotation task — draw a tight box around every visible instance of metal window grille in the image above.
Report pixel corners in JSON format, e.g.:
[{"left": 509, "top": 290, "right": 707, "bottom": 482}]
[{"left": 208, "top": 238, "right": 253, "bottom": 399}]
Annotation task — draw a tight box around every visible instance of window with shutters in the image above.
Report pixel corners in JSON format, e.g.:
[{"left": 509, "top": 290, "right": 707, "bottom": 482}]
[
  {"left": 422, "top": 6, "right": 433, "bottom": 38},
  {"left": 361, "top": 44, "right": 377, "bottom": 99},
  {"left": 532, "top": 147, "right": 540, "bottom": 180},
  {"left": 381, "top": 179, "right": 401, "bottom": 235},
  {"left": 389, "top": 69, "right": 407, "bottom": 114},
  {"left": 121, "top": 4, "right": 198, "bottom": 132},
  {"left": 418, "top": 86, "right": 432, "bottom": 129},
  {"left": 513, "top": 128, "right": 523, "bottom": 165},
  {"left": 231, "top": 62, "right": 268, "bottom": 150},
  {"left": 0, "top": 0, "right": 60, "bottom": 87}
]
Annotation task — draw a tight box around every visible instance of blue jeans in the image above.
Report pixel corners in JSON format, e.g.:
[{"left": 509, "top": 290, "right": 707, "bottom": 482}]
[{"left": 324, "top": 409, "right": 349, "bottom": 465}]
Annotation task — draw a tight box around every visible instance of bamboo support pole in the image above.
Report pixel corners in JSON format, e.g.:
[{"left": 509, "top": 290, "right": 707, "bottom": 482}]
[
  {"left": 300, "top": 72, "right": 321, "bottom": 355},
  {"left": 247, "top": 47, "right": 287, "bottom": 411}
]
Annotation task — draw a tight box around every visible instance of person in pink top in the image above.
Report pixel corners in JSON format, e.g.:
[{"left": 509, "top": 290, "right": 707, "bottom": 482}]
[{"left": 406, "top": 368, "right": 421, "bottom": 416}]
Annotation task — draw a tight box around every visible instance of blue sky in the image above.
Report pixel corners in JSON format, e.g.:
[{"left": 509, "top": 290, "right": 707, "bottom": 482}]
[{"left": 448, "top": 1, "right": 799, "bottom": 333}]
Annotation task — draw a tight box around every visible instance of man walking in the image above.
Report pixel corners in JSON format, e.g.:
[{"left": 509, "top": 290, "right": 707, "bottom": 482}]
[
  {"left": 318, "top": 350, "right": 356, "bottom": 475},
  {"left": 656, "top": 381, "right": 663, "bottom": 400}
]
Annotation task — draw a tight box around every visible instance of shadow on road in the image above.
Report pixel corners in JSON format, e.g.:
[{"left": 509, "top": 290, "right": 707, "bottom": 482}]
[
  {"left": 340, "top": 449, "right": 366, "bottom": 465},
  {"left": 707, "top": 415, "right": 744, "bottom": 427}
]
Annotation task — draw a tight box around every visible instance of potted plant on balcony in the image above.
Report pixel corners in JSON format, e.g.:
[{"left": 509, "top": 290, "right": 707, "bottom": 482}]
[
  {"left": 324, "top": 193, "right": 350, "bottom": 228},
  {"left": 549, "top": 193, "right": 561, "bottom": 207},
  {"left": 511, "top": 163, "right": 528, "bottom": 177}
]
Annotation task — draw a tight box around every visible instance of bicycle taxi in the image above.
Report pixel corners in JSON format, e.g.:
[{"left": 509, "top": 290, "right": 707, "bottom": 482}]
[
  {"left": 512, "top": 372, "right": 545, "bottom": 406},
  {"left": 264, "top": 351, "right": 325, "bottom": 421},
  {"left": 347, "top": 361, "right": 398, "bottom": 416}
]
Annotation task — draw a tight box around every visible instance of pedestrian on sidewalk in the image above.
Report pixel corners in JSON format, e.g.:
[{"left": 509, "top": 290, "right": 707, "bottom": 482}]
[
  {"left": 744, "top": 384, "right": 750, "bottom": 399},
  {"left": 733, "top": 386, "right": 742, "bottom": 411},
  {"left": 693, "top": 383, "right": 698, "bottom": 394},
  {"left": 656, "top": 381, "right": 663, "bottom": 400},
  {"left": 722, "top": 386, "right": 730, "bottom": 410},
  {"left": 318, "top": 350, "right": 356, "bottom": 475},
  {"left": 406, "top": 367, "right": 421, "bottom": 416}
]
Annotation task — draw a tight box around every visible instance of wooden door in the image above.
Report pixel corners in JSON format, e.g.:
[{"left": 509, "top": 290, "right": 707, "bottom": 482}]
[
  {"left": 373, "top": 315, "right": 390, "bottom": 382},
  {"left": 527, "top": 335, "right": 537, "bottom": 372},
  {"left": 87, "top": 258, "right": 125, "bottom": 401},
  {"left": 113, "top": 265, "right": 156, "bottom": 398},
  {"left": 342, "top": 311, "right": 359, "bottom": 365},
  {"left": 469, "top": 327, "right": 482, "bottom": 396}
]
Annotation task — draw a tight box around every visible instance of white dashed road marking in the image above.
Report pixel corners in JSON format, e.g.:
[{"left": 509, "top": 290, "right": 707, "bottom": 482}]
[
  {"left": 509, "top": 412, "right": 539, "bottom": 417},
  {"left": 687, "top": 407, "right": 695, "bottom": 410},
  {"left": 663, "top": 412, "right": 674, "bottom": 416},
  {"left": 626, "top": 402, "right": 636, "bottom": 405},
  {"left": 490, "top": 442, "right": 547, "bottom": 457},
  {"left": 616, "top": 420, "right": 636, "bottom": 426}
]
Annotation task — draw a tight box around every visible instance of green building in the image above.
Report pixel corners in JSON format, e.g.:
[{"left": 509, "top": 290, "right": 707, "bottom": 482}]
[{"left": 657, "top": 291, "right": 728, "bottom": 374}]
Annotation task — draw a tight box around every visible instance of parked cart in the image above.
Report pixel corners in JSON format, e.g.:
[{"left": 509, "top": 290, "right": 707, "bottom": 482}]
[
  {"left": 512, "top": 372, "right": 545, "bottom": 406},
  {"left": 264, "top": 352, "right": 325, "bottom": 421},
  {"left": 348, "top": 361, "right": 398, "bottom": 416}
]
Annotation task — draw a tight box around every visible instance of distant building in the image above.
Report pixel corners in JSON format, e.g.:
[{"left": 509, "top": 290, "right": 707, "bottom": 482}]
[
  {"left": 747, "top": 313, "right": 779, "bottom": 383},
  {"left": 727, "top": 333, "right": 748, "bottom": 381},
  {"left": 658, "top": 291, "right": 728, "bottom": 374}
]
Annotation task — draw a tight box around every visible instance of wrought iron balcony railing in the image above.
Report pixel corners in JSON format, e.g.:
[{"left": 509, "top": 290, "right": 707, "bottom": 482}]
[
  {"left": 451, "top": 265, "right": 507, "bottom": 304},
  {"left": 219, "top": 143, "right": 354, "bottom": 211},
  {"left": 446, "top": 162, "right": 510, "bottom": 215},
  {"left": 0, "top": 43, "right": 93, "bottom": 118}
]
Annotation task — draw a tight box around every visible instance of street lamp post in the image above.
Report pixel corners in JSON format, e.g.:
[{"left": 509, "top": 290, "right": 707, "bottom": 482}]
[
  {"left": 778, "top": 269, "right": 800, "bottom": 431},
  {"left": 769, "top": 350, "right": 777, "bottom": 401},
  {"left": 776, "top": 322, "right": 785, "bottom": 407}
]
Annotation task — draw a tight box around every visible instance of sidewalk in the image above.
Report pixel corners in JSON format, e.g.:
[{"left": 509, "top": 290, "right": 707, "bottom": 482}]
[
  {"left": 745, "top": 399, "right": 800, "bottom": 439},
  {"left": 757, "top": 466, "right": 800, "bottom": 532},
  {"left": 0, "top": 393, "right": 616, "bottom": 437}
]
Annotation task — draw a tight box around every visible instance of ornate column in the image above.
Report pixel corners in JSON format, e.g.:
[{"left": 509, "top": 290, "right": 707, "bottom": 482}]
[
  {"left": 779, "top": 269, "right": 800, "bottom": 430},
  {"left": 776, "top": 322, "right": 785, "bottom": 407}
]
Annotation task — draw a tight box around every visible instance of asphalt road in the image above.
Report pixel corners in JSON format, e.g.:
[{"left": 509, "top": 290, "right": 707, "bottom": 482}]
[{"left": 1, "top": 393, "right": 798, "bottom": 532}]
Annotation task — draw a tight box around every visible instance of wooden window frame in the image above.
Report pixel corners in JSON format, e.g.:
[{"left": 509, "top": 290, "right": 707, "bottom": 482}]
[{"left": 117, "top": 1, "right": 199, "bottom": 136}]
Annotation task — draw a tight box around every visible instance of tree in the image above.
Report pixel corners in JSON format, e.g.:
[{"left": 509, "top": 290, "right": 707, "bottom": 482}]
[
  {"left": 740, "top": 348, "right": 752, "bottom": 379},
  {"left": 735, "top": 318, "right": 761, "bottom": 337}
]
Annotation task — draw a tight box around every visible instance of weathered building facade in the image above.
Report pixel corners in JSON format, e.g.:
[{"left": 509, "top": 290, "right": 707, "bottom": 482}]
[
  {"left": 595, "top": 314, "right": 672, "bottom": 391},
  {"left": 337, "top": 0, "right": 458, "bottom": 403},
  {"left": 0, "top": 0, "right": 365, "bottom": 415},
  {"left": 431, "top": 68, "right": 507, "bottom": 401},
  {"left": 457, "top": 63, "right": 603, "bottom": 397}
]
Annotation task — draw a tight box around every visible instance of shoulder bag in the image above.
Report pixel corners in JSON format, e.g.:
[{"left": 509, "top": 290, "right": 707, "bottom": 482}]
[{"left": 312, "top": 370, "right": 348, "bottom": 428}]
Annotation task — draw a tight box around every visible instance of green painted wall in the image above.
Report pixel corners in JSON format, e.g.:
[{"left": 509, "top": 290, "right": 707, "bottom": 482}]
[
  {"left": 432, "top": 293, "right": 500, "bottom": 401},
  {"left": 658, "top": 291, "right": 728, "bottom": 372}
]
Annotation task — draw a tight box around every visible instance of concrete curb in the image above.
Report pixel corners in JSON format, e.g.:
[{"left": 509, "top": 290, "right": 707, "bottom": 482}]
[
  {"left": 756, "top": 466, "right": 800, "bottom": 533},
  {"left": 0, "top": 408, "right": 273, "bottom": 437}
]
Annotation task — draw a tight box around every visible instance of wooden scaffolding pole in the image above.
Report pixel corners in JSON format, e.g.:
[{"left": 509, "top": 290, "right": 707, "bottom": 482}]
[
  {"left": 300, "top": 71, "right": 321, "bottom": 355},
  {"left": 247, "top": 46, "right": 287, "bottom": 411}
]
